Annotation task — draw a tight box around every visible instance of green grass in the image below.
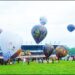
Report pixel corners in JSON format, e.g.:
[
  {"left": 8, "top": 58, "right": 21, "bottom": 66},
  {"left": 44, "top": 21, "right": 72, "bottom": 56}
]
[{"left": 0, "top": 60, "right": 75, "bottom": 74}]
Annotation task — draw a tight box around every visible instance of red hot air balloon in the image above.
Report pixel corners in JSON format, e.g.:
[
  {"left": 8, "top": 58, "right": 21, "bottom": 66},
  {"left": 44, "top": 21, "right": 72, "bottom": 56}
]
[{"left": 56, "top": 45, "right": 68, "bottom": 60}]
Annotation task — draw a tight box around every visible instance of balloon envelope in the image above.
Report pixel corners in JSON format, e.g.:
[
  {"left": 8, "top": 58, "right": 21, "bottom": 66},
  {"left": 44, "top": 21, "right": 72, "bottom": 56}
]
[
  {"left": 56, "top": 45, "right": 68, "bottom": 58},
  {"left": 0, "top": 29, "right": 2, "bottom": 34},
  {"left": 67, "top": 24, "right": 75, "bottom": 32},
  {"left": 0, "top": 31, "right": 22, "bottom": 61},
  {"left": 40, "top": 17, "right": 47, "bottom": 25},
  {"left": 43, "top": 44, "right": 54, "bottom": 58},
  {"left": 31, "top": 25, "right": 47, "bottom": 44}
]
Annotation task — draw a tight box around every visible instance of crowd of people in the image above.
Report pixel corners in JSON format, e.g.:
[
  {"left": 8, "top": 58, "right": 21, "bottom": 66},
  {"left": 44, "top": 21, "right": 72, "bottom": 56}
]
[
  {"left": 0, "top": 57, "right": 54, "bottom": 65},
  {"left": 0, "top": 55, "right": 75, "bottom": 65},
  {"left": 0, "top": 58, "right": 21, "bottom": 65}
]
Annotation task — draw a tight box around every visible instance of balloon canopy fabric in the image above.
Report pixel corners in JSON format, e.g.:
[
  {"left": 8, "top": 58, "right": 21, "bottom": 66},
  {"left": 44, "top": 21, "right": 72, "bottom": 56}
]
[
  {"left": 40, "top": 17, "right": 47, "bottom": 25},
  {"left": 0, "top": 29, "right": 2, "bottom": 34},
  {"left": 0, "top": 31, "right": 22, "bottom": 61},
  {"left": 56, "top": 45, "right": 68, "bottom": 59},
  {"left": 11, "top": 49, "right": 22, "bottom": 59},
  {"left": 31, "top": 25, "right": 47, "bottom": 44},
  {"left": 67, "top": 24, "right": 75, "bottom": 32},
  {"left": 43, "top": 44, "right": 54, "bottom": 58}
]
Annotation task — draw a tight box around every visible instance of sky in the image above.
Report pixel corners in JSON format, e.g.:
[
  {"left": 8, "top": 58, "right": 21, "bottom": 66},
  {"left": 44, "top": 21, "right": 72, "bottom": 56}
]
[{"left": 0, "top": 1, "right": 75, "bottom": 47}]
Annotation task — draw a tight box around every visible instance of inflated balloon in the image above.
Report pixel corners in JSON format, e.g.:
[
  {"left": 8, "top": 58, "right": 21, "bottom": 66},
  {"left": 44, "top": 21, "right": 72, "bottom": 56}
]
[
  {"left": 0, "top": 31, "right": 22, "bottom": 61},
  {"left": 40, "top": 17, "right": 47, "bottom": 25},
  {"left": 56, "top": 45, "right": 68, "bottom": 59},
  {"left": 0, "top": 29, "right": 2, "bottom": 34},
  {"left": 31, "top": 25, "right": 47, "bottom": 44},
  {"left": 67, "top": 24, "right": 75, "bottom": 32},
  {"left": 43, "top": 44, "right": 54, "bottom": 58}
]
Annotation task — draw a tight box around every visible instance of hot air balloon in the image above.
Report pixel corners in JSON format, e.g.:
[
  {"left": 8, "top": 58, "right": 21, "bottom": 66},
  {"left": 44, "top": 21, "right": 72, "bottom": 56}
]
[
  {"left": 55, "top": 45, "right": 68, "bottom": 60},
  {"left": 0, "top": 29, "right": 2, "bottom": 34},
  {"left": 43, "top": 44, "right": 54, "bottom": 58},
  {"left": 67, "top": 24, "right": 75, "bottom": 32},
  {"left": 40, "top": 17, "right": 47, "bottom": 25},
  {"left": 31, "top": 25, "right": 47, "bottom": 44},
  {"left": 0, "top": 31, "right": 22, "bottom": 61}
]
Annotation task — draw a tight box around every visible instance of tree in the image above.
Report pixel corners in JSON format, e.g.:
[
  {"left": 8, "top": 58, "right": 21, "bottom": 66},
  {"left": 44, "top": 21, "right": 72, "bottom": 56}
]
[{"left": 68, "top": 48, "right": 75, "bottom": 56}]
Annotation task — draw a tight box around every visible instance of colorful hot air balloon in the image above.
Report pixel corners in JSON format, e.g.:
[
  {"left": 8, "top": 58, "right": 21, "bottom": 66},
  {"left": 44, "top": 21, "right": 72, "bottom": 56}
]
[
  {"left": 31, "top": 25, "right": 47, "bottom": 44},
  {"left": 40, "top": 17, "right": 47, "bottom": 25},
  {"left": 43, "top": 44, "right": 54, "bottom": 58},
  {"left": 0, "top": 31, "right": 22, "bottom": 61},
  {"left": 56, "top": 45, "right": 68, "bottom": 60},
  {"left": 67, "top": 24, "right": 75, "bottom": 32}
]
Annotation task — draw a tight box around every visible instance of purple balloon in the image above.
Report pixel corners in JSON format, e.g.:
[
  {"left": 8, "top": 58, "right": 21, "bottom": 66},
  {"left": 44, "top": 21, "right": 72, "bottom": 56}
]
[
  {"left": 31, "top": 25, "right": 47, "bottom": 44},
  {"left": 43, "top": 44, "right": 54, "bottom": 58}
]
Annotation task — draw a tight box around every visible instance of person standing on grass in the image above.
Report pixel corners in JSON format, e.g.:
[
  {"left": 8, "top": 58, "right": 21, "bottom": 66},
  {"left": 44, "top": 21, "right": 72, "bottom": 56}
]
[
  {"left": 26, "top": 58, "right": 30, "bottom": 65},
  {"left": 12, "top": 58, "right": 16, "bottom": 64},
  {"left": 23, "top": 57, "right": 26, "bottom": 64},
  {"left": 26, "top": 50, "right": 31, "bottom": 65},
  {"left": 17, "top": 58, "right": 20, "bottom": 63}
]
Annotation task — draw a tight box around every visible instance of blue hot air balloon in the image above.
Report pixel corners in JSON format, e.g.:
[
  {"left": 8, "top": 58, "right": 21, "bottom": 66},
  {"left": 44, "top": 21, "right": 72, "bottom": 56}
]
[
  {"left": 31, "top": 25, "right": 47, "bottom": 44},
  {"left": 40, "top": 17, "right": 47, "bottom": 25},
  {"left": 67, "top": 24, "right": 75, "bottom": 32}
]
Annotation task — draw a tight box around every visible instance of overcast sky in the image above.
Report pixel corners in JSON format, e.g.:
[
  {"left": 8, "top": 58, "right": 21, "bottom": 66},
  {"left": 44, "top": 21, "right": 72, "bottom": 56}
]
[{"left": 0, "top": 1, "right": 75, "bottom": 47}]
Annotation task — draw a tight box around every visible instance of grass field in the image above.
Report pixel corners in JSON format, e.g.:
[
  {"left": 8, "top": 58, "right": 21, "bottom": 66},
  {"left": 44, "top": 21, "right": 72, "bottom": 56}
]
[{"left": 0, "top": 60, "right": 75, "bottom": 74}]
